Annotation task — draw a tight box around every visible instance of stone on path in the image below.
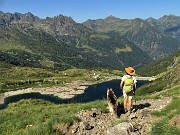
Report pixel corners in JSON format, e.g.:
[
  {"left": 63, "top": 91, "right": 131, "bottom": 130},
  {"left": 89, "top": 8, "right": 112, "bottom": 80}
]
[{"left": 107, "top": 122, "right": 134, "bottom": 135}]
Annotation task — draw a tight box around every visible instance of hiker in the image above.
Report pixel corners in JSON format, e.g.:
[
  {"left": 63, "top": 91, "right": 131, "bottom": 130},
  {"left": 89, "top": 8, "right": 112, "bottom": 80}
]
[{"left": 120, "top": 67, "right": 137, "bottom": 113}]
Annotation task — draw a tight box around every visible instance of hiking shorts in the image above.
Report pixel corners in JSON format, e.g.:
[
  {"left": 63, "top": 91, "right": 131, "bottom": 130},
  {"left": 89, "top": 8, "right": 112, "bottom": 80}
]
[{"left": 123, "top": 90, "right": 134, "bottom": 99}]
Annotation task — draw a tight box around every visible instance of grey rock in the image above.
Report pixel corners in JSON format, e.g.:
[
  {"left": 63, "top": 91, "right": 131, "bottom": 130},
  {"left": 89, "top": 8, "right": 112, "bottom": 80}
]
[{"left": 107, "top": 122, "right": 134, "bottom": 135}]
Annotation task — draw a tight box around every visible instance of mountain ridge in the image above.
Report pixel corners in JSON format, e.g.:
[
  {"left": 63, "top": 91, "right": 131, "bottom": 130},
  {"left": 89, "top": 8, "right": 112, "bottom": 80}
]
[
  {"left": 0, "top": 11, "right": 179, "bottom": 70},
  {"left": 83, "top": 14, "right": 180, "bottom": 60}
]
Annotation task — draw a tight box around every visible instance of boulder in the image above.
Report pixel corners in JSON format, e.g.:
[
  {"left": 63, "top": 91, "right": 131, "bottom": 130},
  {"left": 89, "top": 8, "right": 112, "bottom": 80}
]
[{"left": 107, "top": 122, "right": 134, "bottom": 135}]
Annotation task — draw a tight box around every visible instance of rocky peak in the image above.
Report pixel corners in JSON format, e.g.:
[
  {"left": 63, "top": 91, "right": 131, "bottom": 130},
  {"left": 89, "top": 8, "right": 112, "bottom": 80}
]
[
  {"left": 22, "top": 12, "right": 40, "bottom": 22},
  {"left": 132, "top": 18, "right": 144, "bottom": 23},
  {"left": 48, "top": 14, "right": 77, "bottom": 28},
  {"left": 105, "top": 15, "right": 120, "bottom": 21},
  {"left": 145, "top": 17, "right": 159, "bottom": 27},
  {"left": 0, "top": 12, "right": 40, "bottom": 28},
  {"left": 159, "top": 14, "right": 179, "bottom": 21},
  {"left": 0, "top": 11, "right": 92, "bottom": 36},
  {"left": 158, "top": 14, "right": 180, "bottom": 27},
  {"left": 42, "top": 14, "right": 92, "bottom": 36},
  {"left": 53, "top": 14, "right": 75, "bottom": 23},
  {"left": 157, "top": 15, "right": 180, "bottom": 40},
  {"left": 12, "top": 12, "right": 23, "bottom": 21},
  {"left": 146, "top": 17, "right": 156, "bottom": 23}
]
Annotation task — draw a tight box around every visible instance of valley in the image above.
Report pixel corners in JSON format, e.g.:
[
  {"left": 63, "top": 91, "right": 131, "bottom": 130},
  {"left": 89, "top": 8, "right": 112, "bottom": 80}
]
[{"left": 0, "top": 11, "right": 179, "bottom": 135}]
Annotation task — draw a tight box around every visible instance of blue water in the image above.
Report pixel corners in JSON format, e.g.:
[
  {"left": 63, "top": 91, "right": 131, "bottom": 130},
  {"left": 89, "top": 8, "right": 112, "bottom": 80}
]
[
  {"left": 71, "top": 80, "right": 146, "bottom": 103},
  {"left": 0, "top": 80, "right": 146, "bottom": 109}
]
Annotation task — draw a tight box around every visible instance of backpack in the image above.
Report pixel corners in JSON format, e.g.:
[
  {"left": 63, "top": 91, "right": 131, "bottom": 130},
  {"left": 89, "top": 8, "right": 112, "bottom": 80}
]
[{"left": 124, "top": 77, "right": 134, "bottom": 93}]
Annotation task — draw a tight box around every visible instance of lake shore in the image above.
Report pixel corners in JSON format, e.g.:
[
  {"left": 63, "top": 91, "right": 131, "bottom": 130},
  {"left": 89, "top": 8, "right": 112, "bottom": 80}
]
[{"left": 0, "top": 80, "right": 89, "bottom": 105}]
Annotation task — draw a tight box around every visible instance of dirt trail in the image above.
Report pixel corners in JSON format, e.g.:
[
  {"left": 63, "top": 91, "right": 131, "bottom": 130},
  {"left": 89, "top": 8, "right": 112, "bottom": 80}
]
[{"left": 54, "top": 96, "right": 172, "bottom": 135}]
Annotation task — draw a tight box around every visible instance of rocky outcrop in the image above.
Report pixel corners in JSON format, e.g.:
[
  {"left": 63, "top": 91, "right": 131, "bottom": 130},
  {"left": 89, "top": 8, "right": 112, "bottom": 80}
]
[{"left": 0, "top": 11, "right": 92, "bottom": 36}]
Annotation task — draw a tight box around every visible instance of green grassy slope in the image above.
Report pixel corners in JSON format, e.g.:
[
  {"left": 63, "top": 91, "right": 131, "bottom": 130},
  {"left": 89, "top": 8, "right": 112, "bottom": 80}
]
[
  {"left": 136, "top": 51, "right": 180, "bottom": 96},
  {"left": 0, "top": 27, "right": 153, "bottom": 70},
  {"left": 0, "top": 99, "right": 108, "bottom": 135}
]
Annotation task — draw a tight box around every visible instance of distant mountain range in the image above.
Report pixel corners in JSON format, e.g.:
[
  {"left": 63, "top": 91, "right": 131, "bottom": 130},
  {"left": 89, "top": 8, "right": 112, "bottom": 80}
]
[
  {"left": 83, "top": 15, "right": 180, "bottom": 60},
  {"left": 0, "top": 11, "right": 179, "bottom": 70}
]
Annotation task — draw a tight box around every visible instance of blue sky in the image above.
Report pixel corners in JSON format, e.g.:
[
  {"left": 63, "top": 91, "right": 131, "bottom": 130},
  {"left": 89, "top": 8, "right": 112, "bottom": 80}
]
[{"left": 0, "top": 0, "right": 179, "bottom": 23}]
